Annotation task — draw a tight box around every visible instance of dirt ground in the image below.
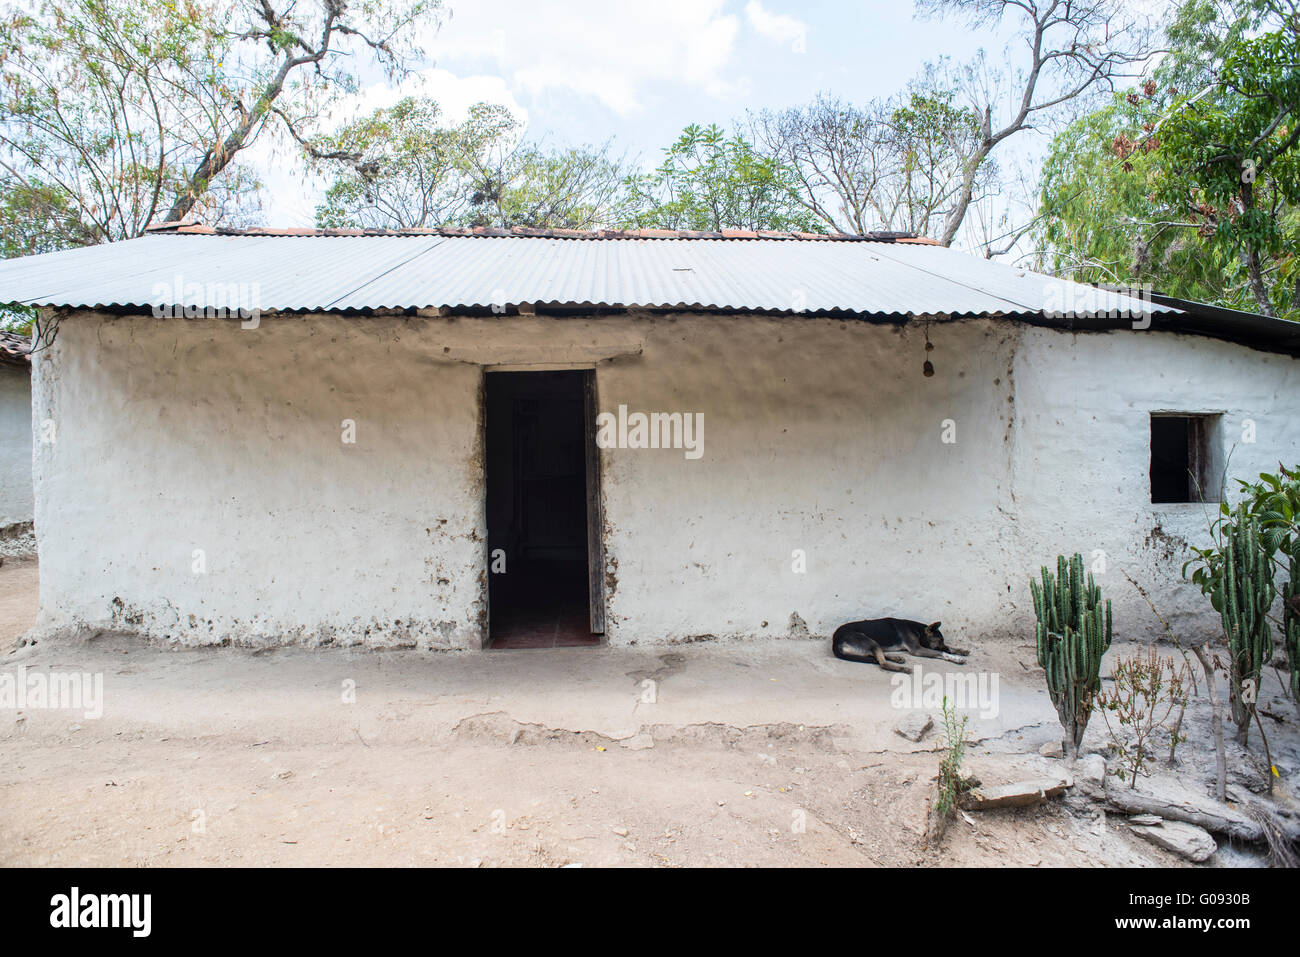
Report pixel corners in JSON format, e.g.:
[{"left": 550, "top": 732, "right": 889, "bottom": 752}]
[
  {"left": 0, "top": 556, "right": 37, "bottom": 651},
  {"left": 1, "top": 559, "right": 1294, "bottom": 867}
]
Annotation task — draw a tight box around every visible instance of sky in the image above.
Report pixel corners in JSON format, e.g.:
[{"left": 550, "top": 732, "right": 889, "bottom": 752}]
[{"left": 250, "top": 0, "right": 1141, "bottom": 239}]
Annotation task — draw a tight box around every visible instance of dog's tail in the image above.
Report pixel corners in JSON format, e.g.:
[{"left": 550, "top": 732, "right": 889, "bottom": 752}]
[{"left": 832, "top": 633, "right": 877, "bottom": 664}]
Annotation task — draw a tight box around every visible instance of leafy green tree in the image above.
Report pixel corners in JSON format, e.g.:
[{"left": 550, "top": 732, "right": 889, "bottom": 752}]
[
  {"left": 1037, "top": 0, "right": 1300, "bottom": 318},
  {"left": 464, "top": 140, "right": 637, "bottom": 230},
  {"left": 312, "top": 98, "right": 518, "bottom": 229},
  {"left": 1037, "top": 87, "right": 1238, "bottom": 300},
  {"left": 0, "top": 0, "right": 439, "bottom": 255},
  {"left": 1155, "top": 13, "right": 1300, "bottom": 317},
  {"left": 311, "top": 96, "right": 635, "bottom": 230},
  {"left": 628, "top": 124, "right": 823, "bottom": 232}
]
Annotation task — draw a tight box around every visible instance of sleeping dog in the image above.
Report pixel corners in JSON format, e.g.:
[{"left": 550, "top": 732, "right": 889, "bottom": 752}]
[{"left": 832, "top": 618, "right": 969, "bottom": 672}]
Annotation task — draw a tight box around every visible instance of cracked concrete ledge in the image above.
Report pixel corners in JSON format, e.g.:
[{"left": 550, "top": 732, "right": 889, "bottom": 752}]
[{"left": 3, "top": 633, "right": 1073, "bottom": 758}]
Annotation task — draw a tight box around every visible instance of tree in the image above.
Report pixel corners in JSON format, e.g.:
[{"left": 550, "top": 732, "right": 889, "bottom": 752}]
[
  {"left": 1036, "top": 86, "right": 1235, "bottom": 299},
  {"left": 312, "top": 98, "right": 518, "bottom": 229},
  {"left": 464, "top": 139, "right": 637, "bottom": 230},
  {"left": 627, "top": 124, "right": 823, "bottom": 232},
  {"left": 1154, "top": 7, "right": 1300, "bottom": 317},
  {"left": 1037, "top": 0, "right": 1300, "bottom": 319},
  {"left": 916, "top": 0, "right": 1157, "bottom": 246},
  {"left": 748, "top": 80, "right": 989, "bottom": 238},
  {"left": 0, "top": 0, "right": 440, "bottom": 254},
  {"left": 310, "top": 96, "right": 635, "bottom": 230}
]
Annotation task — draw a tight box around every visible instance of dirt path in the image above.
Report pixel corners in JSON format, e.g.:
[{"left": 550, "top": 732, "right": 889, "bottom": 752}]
[
  {"left": 0, "top": 556, "right": 36, "bottom": 652},
  {"left": 1, "top": 562, "right": 1290, "bottom": 867}
]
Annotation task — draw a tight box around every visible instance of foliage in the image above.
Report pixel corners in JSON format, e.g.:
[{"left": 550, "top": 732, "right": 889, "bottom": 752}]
[
  {"left": 1286, "top": 552, "right": 1300, "bottom": 713},
  {"left": 934, "top": 697, "right": 971, "bottom": 822},
  {"left": 1184, "top": 466, "right": 1300, "bottom": 599},
  {"left": 627, "top": 124, "right": 823, "bottom": 233},
  {"left": 1037, "top": 88, "right": 1241, "bottom": 299},
  {"left": 1037, "top": 0, "right": 1300, "bottom": 318},
  {"left": 914, "top": 0, "right": 1156, "bottom": 247},
  {"left": 0, "top": 0, "right": 440, "bottom": 254},
  {"left": 1184, "top": 465, "right": 1300, "bottom": 743},
  {"left": 468, "top": 141, "right": 636, "bottom": 230},
  {"left": 1030, "top": 553, "right": 1113, "bottom": 758},
  {"left": 311, "top": 98, "right": 517, "bottom": 229},
  {"left": 312, "top": 96, "right": 636, "bottom": 230},
  {"left": 1154, "top": 12, "right": 1300, "bottom": 318},
  {"left": 1096, "top": 647, "right": 1191, "bottom": 787},
  {"left": 747, "top": 82, "right": 988, "bottom": 238}
]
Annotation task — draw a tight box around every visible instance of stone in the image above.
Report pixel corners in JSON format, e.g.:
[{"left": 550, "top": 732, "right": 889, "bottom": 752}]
[
  {"left": 1103, "top": 775, "right": 1265, "bottom": 841},
  {"left": 960, "top": 776, "right": 1073, "bottom": 810},
  {"left": 620, "top": 732, "right": 654, "bottom": 751},
  {"left": 894, "top": 712, "right": 934, "bottom": 743},
  {"left": 1127, "top": 814, "right": 1163, "bottom": 826},
  {"left": 1074, "top": 754, "right": 1107, "bottom": 794},
  {"left": 1039, "top": 740, "right": 1063, "bottom": 758},
  {"left": 1131, "top": 820, "right": 1217, "bottom": 863}
]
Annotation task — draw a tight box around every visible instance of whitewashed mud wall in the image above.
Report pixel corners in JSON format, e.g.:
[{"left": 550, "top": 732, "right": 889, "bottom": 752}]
[
  {"left": 32, "top": 314, "right": 486, "bottom": 648},
  {"left": 1011, "top": 326, "right": 1300, "bottom": 641},
  {"left": 0, "top": 362, "right": 34, "bottom": 533},
  {"left": 596, "top": 314, "right": 1022, "bottom": 645},
  {"left": 28, "top": 310, "right": 1300, "bottom": 648}
]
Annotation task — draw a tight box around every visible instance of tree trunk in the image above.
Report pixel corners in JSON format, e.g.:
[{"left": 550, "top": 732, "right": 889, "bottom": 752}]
[{"left": 1193, "top": 644, "right": 1227, "bottom": 802}]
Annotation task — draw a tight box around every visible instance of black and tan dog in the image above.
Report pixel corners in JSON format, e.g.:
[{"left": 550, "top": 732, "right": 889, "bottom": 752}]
[{"left": 831, "top": 618, "right": 969, "bottom": 672}]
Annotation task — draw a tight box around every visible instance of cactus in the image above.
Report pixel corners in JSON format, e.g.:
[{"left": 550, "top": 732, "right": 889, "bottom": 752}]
[
  {"left": 1283, "top": 553, "right": 1299, "bottom": 717},
  {"left": 1029, "top": 553, "right": 1112, "bottom": 758},
  {"left": 1212, "top": 512, "right": 1275, "bottom": 744}
]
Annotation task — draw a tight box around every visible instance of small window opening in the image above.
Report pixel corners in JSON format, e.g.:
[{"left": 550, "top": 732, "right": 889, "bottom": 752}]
[{"left": 1150, "top": 414, "right": 1222, "bottom": 504}]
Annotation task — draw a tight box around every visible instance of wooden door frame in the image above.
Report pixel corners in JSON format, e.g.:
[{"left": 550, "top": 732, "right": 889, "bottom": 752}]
[
  {"left": 582, "top": 369, "right": 606, "bottom": 634},
  {"left": 481, "top": 365, "right": 605, "bottom": 643}
]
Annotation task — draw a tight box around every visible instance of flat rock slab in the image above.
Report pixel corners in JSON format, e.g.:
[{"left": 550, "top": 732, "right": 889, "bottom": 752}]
[
  {"left": 1127, "top": 814, "right": 1164, "bottom": 826},
  {"left": 894, "top": 712, "right": 934, "bottom": 743},
  {"left": 1130, "top": 820, "right": 1218, "bottom": 863},
  {"left": 1104, "top": 776, "right": 1262, "bottom": 841},
  {"left": 961, "top": 776, "right": 1072, "bottom": 811}
]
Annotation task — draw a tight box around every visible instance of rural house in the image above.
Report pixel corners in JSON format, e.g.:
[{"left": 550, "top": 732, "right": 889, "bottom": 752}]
[
  {"left": 0, "top": 330, "right": 33, "bottom": 556},
  {"left": 1, "top": 224, "right": 1297, "bottom": 650}
]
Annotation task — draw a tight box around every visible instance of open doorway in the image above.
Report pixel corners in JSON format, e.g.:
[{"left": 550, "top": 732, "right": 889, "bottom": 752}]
[{"left": 485, "top": 370, "right": 603, "bottom": 648}]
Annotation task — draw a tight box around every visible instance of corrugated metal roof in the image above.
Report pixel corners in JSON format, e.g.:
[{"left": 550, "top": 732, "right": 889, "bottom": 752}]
[{"left": 0, "top": 229, "right": 1174, "bottom": 321}]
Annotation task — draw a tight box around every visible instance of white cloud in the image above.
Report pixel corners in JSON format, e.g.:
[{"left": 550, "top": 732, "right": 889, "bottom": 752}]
[
  {"left": 432, "top": 0, "right": 744, "bottom": 114},
  {"left": 343, "top": 68, "right": 529, "bottom": 126},
  {"left": 744, "top": 1, "right": 808, "bottom": 52}
]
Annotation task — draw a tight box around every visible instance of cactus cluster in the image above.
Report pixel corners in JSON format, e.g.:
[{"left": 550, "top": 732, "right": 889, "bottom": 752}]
[
  {"left": 1029, "top": 553, "right": 1113, "bottom": 758},
  {"left": 1212, "top": 513, "right": 1275, "bottom": 744}
]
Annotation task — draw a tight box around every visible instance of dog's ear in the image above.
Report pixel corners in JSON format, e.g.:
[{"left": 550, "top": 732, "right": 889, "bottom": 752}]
[{"left": 928, "top": 621, "right": 942, "bottom": 633}]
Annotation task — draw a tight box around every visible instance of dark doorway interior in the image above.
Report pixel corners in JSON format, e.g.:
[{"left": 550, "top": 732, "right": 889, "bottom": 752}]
[{"left": 485, "top": 370, "right": 598, "bottom": 648}]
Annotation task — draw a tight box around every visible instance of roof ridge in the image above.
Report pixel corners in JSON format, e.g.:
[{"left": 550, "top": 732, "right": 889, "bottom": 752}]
[{"left": 143, "top": 222, "right": 941, "bottom": 244}]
